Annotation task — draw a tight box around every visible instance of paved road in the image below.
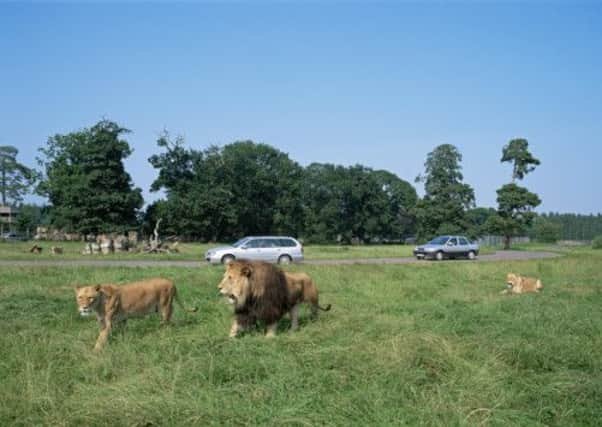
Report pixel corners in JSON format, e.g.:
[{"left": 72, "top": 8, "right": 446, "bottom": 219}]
[{"left": 0, "top": 250, "right": 560, "bottom": 268}]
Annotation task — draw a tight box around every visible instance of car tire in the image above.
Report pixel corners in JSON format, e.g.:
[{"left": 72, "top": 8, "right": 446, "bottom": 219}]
[
  {"left": 278, "top": 255, "right": 292, "bottom": 265},
  {"left": 221, "top": 254, "right": 235, "bottom": 265},
  {"left": 435, "top": 251, "right": 444, "bottom": 261},
  {"left": 467, "top": 251, "right": 476, "bottom": 260}
]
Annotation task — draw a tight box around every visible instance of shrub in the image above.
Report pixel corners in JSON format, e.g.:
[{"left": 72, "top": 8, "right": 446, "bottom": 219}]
[
  {"left": 533, "top": 219, "right": 561, "bottom": 243},
  {"left": 593, "top": 236, "right": 602, "bottom": 249}
]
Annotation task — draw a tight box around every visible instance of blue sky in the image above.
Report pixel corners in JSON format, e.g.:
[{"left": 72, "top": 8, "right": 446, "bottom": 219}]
[{"left": 1, "top": 2, "right": 601, "bottom": 213}]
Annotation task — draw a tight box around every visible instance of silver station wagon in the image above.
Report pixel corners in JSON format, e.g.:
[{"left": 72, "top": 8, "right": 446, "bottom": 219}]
[
  {"left": 413, "top": 235, "right": 479, "bottom": 261},
  {"left": 205, "top": 236, "right": 304, "bottom": 265}
]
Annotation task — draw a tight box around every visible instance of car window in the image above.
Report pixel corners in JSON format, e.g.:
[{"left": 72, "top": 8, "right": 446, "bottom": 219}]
[
  {"left": 245, "top": 239, "right": 262, "bottom": 248},
  {"left": 278, "top": 238, "right": 297, "bottom": 247},
  {"left": 262, "top": 239, "right": 279, "bottom": 248},
  {"left": 459, "top": 237, "right": 468, "bottom": 245},
  {"left": 429, "top": 236, "right": 449, "bottom": 245},
  {"left": 232, "top": 238, "right": 249, "bottom": 248},
  {"left": 448, "top": 238, "right": 458, "bottom": 246}
]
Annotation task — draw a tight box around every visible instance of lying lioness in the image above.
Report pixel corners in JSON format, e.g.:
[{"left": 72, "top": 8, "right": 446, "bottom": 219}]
[
  {"left": 75, "top": 278, "right": 197, "bottom": 351},
  {"left": 284, "top": 271, "right": 331, "bottom": 331},
  {"left": 503, "top": 273, "right": 543, "bottom": 294}
]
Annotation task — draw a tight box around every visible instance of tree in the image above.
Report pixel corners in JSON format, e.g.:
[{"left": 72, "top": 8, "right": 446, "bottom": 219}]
[
  {"left": 487, "top": 138, "right": 541, "bottom": 249},
  {"left": 414, "top": 144, "right": 475, "bottom": 240},
  {"left": 485, "top": 184, "right": 541, "bottom": 248},
  {"left": 501, "top": 138, "right": 540, "bottom": 183},
  {"left": 465, "top": 207, "right": 497, "bottom": 239},
  {"left": 372, "top": 170, "right": 418, "bottom": 239},
  {"left": 0, "top": 146, "right": 36, "bottom": 206},
  {"left": 148, "top": 136, "right": 304, "bottom": 241},
  {"left": 530, "top": 217, "right": 561, "bottom": 243},
  {"left": 37, "top": 120, "right": 143, "bottom": 234},
  {"left": 15, "top": 204, "right": 46, "bottom": 238},
  {"left": 301, "top": 164, "right": 417, "bottom": 243}
]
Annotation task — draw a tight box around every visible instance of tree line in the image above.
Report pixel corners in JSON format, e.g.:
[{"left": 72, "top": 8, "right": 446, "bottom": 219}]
[{"left": 4, "top": 119, "right": 586, "bottom": 245}]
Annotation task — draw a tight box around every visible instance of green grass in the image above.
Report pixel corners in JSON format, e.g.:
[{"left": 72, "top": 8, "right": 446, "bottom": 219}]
[
  {"left": 0, "top": 241, "right": 495, "bottom": 261},
  {"left": 1, "top": 249, "right": 600, "bottom": 426}
]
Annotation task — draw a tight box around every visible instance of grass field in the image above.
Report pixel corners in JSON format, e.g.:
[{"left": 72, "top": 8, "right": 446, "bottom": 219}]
[
  {"left": 1, "top": 248, "right": 601, "bottom": 425},
  {"left": 0, "top": 241, "right": 496, "bottom": 261}
]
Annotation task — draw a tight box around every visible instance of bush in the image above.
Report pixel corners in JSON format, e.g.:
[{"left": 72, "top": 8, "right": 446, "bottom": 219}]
[
  {"left": 593, "top": 236, "right": 602, "bottom": 249},
  {"left": 532, "top": 219, "right": 561, "bottom": 243}
]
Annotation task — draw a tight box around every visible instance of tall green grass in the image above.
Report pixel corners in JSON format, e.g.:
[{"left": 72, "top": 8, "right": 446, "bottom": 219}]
[{"left": 1, "top": 251, "right": 600, "bottom": 426}]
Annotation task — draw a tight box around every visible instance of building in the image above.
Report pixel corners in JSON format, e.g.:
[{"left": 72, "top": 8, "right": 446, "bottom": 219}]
[{"left": 0, "top": 206, "right": 18, "bottom": 234}]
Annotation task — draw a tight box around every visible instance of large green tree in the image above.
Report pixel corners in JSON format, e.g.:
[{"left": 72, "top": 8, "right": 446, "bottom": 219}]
[
  {"left": 486, "top": 138, "right": 541, "bottom": 249},
  {"left": 372, "top": 169, "right": 418, "bottom": 239},
  {"left": 37, "top": 120, "right": 143, "bottom": 234},
  {"left": 148, "top": 137, "right": 304, "bottom": 241},
  {"left": 301, "top": 164, "right": 417, "bottom": 243},
  {"left": 0, "top": 145, "right": 36, "bottom": 206},
  {"left": 414, "top": 144, "right": 475, "bottom": 240}
]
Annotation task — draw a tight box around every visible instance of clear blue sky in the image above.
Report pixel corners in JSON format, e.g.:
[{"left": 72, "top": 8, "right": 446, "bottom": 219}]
[{"left": 2, "top": 2, "right": 601, "bottom": 213}]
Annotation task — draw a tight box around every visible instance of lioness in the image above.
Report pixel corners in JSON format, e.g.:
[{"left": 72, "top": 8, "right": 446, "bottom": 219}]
[
  {"left": 284, "top": 271, "right": 331, "bottom": 331},
  {"left": 503, "top": 273, "right": 543, "bottom": 294},
  {"left": 217, "top": 260, "right": 290, "bottom": 338},
  {"left": 75, "top": 278, "right": 197, "bottom": 352}
]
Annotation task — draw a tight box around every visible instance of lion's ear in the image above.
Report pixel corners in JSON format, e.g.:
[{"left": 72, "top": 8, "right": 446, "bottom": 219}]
[
  {"left": 94, "top": 284, "right": 101, "bottom": 292},
  {"left": 100, "top": 285, "right": 117, "bottom": 296},
  {"left": 241, "top": 266, "right": 252, "bottom": 277}
]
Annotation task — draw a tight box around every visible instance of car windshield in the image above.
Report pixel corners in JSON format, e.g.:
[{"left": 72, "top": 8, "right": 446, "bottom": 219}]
[
  {"left": 232, "top": 238, "right": 250, "bottom": 248},
  {"left": 428, "top": 236, "right": 449, "bottom": 245}
]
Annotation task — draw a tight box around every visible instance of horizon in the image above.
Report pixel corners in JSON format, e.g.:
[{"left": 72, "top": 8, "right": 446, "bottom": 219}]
[{"left": 2, "top": 2, "right": 601, "bottom": 214}]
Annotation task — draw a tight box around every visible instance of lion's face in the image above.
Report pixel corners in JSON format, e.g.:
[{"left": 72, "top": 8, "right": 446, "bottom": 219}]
[
  {"left": 74, "top": 285, "right": 102, "bottom": 316},
  {"left": 506, "top": 273, "right": 519, "bottom": 289},
  {"left": 217, "top": 263, "right": 252, "bottom": 308}
]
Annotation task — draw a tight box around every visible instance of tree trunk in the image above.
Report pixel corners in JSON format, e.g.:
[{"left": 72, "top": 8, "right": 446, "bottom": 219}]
[
  {"left": 1, "top": 158, "right": 6, "bottom": 205},
  {"left": 503, "top": 235, "right": 511, "bottom": 250}
]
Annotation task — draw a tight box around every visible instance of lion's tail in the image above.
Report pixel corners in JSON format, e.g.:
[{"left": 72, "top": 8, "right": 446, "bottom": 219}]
[{"left": 174, "top": 287, "right": 198, "bottom": 313}]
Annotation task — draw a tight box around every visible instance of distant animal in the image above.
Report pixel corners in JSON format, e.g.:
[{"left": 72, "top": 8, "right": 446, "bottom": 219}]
[
  {"left": 503, "top": 273, "right": 544, "bottom": 294},
  {"left": 74, "top": 278, "right": 197, "bottom": 352},
  {"left": 284, "top": 271, "right": 331, "bottom": 331},
  {"left": 29, "top": 244, "right": 42, "bottom": 254},
  {"left": 217, "top": 260, "right": 290, "bottom": 338},
  {"left": 51, "top": 246, "right": 63, "bottom": 255}
]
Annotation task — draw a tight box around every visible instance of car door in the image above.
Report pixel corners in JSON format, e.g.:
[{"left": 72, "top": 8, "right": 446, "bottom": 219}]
[
  {"left": 240, "top": 238, "right": 262, "bottom": 260},
  {"left": 446, "top": 237, "right": 460, "bottom": 257},
  {"left": 261, "top": 238, "right": 281, "bottom": 262},
  {"left": 458, "top": 237, "right": 470, "bottom": 256}
]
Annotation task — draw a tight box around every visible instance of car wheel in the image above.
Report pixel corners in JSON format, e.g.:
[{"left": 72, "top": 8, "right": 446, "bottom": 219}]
[
  {"left": 435, "top": 251, "right": 444, "bottom": 261},
  {"left": 221, "top": 254, "right": 235, "bottom": 265},
  {"left": 278, "top": 255, "right": 292, "bottom": 265},
  {"left": 467, "top": 251, "right": 476, "bottom": 260}
]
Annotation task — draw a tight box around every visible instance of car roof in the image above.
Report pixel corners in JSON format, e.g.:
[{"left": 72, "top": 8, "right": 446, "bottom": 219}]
[{"left": 244, "top": 236, "right": 297, "bottom": 239}]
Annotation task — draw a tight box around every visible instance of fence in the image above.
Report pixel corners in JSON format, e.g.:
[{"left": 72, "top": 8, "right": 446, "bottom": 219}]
[{"left": 477, "top": 235, "right": 530, "bottom": 247}]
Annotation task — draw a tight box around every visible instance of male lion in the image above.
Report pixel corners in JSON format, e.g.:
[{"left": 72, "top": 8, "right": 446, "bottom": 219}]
[
  {"left": 284, "top": 271, "right": 331, "bottom": 331},
  {"left": 74, "top": 278, "right": 197, "bottom": 352},
  {"left": 503, "top": 273, "right": 544, "bottom": 294},
  {"left": 217, "top": 260, "right": 290, "bottom": 338}
]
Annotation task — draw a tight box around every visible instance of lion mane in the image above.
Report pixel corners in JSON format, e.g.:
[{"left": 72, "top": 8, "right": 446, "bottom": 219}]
[{"left": 218, "top": 260, "right": 291, "bottom": 337}]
